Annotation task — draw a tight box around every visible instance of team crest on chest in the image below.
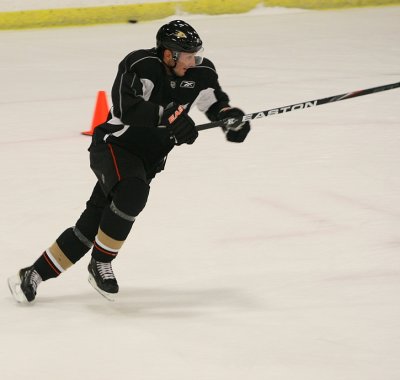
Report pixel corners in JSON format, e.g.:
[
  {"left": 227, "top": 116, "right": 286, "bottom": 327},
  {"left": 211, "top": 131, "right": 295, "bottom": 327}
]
[{"left": 180, "top": 81, "right": 196, "bottom": 88}]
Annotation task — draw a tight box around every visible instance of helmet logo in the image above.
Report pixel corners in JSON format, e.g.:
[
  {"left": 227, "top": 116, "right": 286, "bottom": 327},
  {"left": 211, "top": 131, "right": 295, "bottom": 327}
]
[{"left": 175, "top": 31, "right": 187, "bottom": 39}]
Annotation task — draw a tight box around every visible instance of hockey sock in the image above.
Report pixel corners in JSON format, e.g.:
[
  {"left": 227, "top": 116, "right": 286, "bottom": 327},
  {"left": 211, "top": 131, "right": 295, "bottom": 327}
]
[
  {"left": 34, "top": 226, "right": 93, "bottom": 280},
  {"left": 91, "top": 201, "right": 136, "bottom": 262},
  {"left": 33, "top": 183, "right": 109, "bottom": 281}
]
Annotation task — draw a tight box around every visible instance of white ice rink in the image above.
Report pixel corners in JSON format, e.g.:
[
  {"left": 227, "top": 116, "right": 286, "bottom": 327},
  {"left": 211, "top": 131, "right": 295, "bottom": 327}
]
[{"left": 1, "top": 6, "right": 400, "bottom": 380}]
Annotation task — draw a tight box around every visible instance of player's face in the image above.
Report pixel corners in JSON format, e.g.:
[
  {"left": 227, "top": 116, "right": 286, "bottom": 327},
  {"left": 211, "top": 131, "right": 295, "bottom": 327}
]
[
  {"left": 173, "top": 52, "right": 197, "bottom": 76},
  {"left": 163, "top": 49, "right": 203, "bottom": 77}
]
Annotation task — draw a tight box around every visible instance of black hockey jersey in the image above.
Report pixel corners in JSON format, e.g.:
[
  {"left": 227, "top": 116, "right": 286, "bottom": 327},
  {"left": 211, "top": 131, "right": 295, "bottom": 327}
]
[{"left": 93, "top": 48, "right": 230, "bottom": 172}]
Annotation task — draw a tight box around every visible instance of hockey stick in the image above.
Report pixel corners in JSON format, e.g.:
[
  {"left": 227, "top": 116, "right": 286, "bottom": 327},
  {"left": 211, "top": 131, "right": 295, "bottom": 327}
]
[{"left": 196, "top": 81, "right": 400, "bottom": 131}]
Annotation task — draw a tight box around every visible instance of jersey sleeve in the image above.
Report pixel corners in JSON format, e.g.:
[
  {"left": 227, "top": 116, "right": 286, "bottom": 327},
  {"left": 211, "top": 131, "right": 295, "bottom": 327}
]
[
  {"left": 204, "top": 82, "right": 230, "bottom": 121},
  {"left": 194, "top": 58, "right": 230, "bottom": 121},
  {"left": 111, "top": 51, "right": 162, "bottom": 128}
]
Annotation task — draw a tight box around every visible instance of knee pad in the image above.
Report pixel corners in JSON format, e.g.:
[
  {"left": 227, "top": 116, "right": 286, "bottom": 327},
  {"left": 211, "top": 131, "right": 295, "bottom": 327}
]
[
  {"left": 99, "top": 177, "right": 150, "bottom": 241},
  {"left": 112, "top": 177, "right": 150, "bottom": 218}
]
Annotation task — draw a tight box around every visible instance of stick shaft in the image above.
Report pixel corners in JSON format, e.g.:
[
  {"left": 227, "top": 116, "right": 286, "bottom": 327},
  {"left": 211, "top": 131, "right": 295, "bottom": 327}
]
[{"left": 196, "top": 81, "right": 400, "bottom": 131}]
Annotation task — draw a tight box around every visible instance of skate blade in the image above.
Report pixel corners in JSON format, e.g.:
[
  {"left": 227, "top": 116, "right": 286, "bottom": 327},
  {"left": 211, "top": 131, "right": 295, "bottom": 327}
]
[
  {"left": 88, "top": 274, "right": 116, "bottom": 302},
  {"left": 7, "top": 274, "right": 29, "bottom": 304}
]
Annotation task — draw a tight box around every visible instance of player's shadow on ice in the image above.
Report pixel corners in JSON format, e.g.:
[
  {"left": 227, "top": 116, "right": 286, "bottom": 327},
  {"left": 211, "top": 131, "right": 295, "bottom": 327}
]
[{"left": 40, "top": 287, "right": 256, "bottom": 318}]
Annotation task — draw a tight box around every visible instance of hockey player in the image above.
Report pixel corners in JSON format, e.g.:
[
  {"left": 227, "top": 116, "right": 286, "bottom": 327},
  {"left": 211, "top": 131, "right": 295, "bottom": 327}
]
[{"left": 8, "top": 20, "right": 250, "bottom": 303}]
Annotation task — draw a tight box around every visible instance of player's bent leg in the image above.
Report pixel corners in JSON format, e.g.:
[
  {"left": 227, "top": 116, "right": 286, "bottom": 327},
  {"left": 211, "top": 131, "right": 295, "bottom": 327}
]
[
  {"left": 8, "top": 183, "right": 109, "bottom": 304},
  {"left": 88, "top": 177, "right": 150, "bottom": 300}
]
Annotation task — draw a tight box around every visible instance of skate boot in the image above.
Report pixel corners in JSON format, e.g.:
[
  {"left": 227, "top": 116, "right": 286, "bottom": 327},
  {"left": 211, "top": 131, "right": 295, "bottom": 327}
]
[
  {"left": 8, "top": 266, "right": 42, "bottom": 303},
  {"left": 88, "top": 258, "right": 119, "bottom": 301}
]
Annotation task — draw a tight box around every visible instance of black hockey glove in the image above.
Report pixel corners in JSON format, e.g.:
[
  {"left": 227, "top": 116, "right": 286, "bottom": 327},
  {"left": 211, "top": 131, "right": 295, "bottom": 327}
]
[
  {"left": 159, "top": 103, "right": 198, "bottom": 146},
  {"left": 218, "top": 107, "right": 250, "bottom": 143}
]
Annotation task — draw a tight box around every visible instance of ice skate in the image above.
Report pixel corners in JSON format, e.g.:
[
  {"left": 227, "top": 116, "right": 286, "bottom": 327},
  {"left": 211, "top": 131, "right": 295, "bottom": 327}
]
[
  {"left": 88, "top": 258, "right": 119, "bottom": 301},
  {"left": 8, "top": 266, "right": 42, "bottom": 304}
]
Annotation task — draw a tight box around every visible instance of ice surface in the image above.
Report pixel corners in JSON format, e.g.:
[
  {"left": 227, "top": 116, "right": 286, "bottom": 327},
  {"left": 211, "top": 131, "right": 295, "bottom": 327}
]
[{"left": 1, "top": 6, "right": 400, "bottom": 380}]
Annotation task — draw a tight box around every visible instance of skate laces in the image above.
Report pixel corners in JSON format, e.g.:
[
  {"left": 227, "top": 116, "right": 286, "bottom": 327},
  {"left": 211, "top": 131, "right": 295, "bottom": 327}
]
[
  {"left": 28, "top": 269, "right": 42, "bottom": 291},
  {"left": 96, "top": 261, "right": 115, "bottom": 281}
]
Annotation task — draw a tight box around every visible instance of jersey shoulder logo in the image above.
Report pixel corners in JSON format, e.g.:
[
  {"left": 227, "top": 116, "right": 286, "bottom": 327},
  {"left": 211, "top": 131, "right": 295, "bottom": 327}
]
[{"left": 180, "top": 81, "right": 195, "bottom": 88}]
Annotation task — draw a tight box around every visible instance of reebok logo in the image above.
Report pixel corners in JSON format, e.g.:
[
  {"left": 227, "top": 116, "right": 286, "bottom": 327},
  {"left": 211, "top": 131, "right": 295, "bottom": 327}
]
[{"left": 180, "top": 81, "right": 195, "bottom": 88}]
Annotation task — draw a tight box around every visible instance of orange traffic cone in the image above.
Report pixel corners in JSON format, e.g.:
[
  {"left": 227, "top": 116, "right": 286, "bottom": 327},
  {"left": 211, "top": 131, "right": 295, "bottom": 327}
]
[{"left": 82, "top": 90, "right": 109, "bottom": 136}]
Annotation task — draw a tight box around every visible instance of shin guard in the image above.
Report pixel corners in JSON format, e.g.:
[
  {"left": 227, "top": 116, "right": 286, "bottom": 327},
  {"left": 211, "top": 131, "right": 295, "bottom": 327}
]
[{"left": 92, "top": 178, "right": 149, "bottom": 262}]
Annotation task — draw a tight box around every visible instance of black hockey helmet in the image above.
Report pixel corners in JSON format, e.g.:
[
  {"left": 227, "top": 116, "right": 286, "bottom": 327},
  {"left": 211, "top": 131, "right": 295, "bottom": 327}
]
[{"left": 156, "top": 20, "right": 203, "bottom": 54}]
